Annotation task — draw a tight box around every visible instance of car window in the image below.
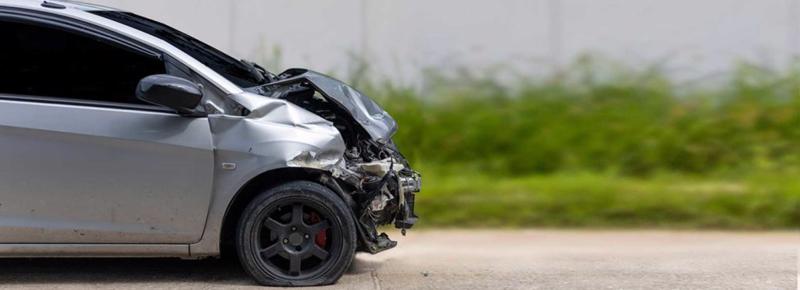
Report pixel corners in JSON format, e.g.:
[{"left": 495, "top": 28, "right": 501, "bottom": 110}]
[
  {"left": 91, "top": 11, "right": 266, "bottom": 89},
  {"left": 0, "top": 19, "right": 166, "bottom": 105}
]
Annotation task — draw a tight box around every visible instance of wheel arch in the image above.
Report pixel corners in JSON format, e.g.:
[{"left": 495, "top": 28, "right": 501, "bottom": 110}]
[{"left": 218, "top": 167, "right": 353, "bottom": 257}]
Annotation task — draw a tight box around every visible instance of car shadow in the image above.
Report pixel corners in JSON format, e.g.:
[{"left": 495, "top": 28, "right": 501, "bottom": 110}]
[
  {"left": 0, "top": 257, "right": 251, "bottom": 286},
  {"left": 0, "top": 255, "right": 376, "bottom": 286}
]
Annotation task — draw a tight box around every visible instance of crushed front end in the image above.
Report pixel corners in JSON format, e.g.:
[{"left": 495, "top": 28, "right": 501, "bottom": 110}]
[
  {"left": 337, "top": 139, "right": 421, "bottom": 253},
  {"left": 250, "top": 69, "right": 422, "bottom": 253}
]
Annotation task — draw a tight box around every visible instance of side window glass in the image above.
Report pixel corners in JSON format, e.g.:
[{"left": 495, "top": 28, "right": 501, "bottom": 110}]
[{"left": 0, "top": 19, "right": 165, "bottom": 105}]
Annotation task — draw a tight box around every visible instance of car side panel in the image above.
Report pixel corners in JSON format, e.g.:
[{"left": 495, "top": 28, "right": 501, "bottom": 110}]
[{"left": 0, "top": 99, "right": 214, "bottom": 243}]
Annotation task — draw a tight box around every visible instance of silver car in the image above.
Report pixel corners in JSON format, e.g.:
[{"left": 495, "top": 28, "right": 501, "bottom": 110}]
[{"left": 0, "top": 0, "right": 421, "bottom": 286}]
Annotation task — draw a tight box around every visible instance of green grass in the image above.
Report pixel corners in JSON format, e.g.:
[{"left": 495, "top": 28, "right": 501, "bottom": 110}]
[
  {"left": 352, "top": 57, "right": 800, "bottom": 229},
  {"left": 414, "top": 169, "right": 800, "bottom": 229},
  {"left": 370, "top": 59, "right": 800, "bottom": 177}
]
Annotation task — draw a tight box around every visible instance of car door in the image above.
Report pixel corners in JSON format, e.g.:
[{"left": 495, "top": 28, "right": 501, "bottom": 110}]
[{"left": 0, "top": 16, "right": 215, "bottom": 244}]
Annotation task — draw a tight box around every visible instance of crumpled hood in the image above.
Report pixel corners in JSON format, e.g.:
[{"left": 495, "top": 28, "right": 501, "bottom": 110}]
[{"left": 259, "top": 69, "right": 398, "bottom": 141}]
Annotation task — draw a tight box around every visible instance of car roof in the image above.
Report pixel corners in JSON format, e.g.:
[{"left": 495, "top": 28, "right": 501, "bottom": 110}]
[{"left": 0, "top": 0, "right": 120, "bottom": 12}]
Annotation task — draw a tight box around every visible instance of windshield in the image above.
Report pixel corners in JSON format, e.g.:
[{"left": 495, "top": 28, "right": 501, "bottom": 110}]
[{"left": 91, "top": 11, "right": 265, "bottom": 88}]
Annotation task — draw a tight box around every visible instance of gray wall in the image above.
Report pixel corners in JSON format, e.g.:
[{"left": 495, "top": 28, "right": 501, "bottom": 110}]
[{"left": 86, "top": 0, "right": 800, "bottom": 82}]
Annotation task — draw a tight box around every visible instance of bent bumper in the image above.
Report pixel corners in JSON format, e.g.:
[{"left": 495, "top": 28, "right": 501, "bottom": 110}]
[{"left": 394, "top": 171, "right": 421, "bottom": 230}]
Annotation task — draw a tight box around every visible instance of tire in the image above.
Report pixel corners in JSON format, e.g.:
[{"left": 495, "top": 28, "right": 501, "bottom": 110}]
[{"left": 236, "top": 180, "right": 357, "bottom": 286}]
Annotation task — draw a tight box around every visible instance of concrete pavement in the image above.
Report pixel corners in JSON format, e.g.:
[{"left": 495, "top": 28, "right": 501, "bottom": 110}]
[{"left": 0, "top": 230, "right": 795, "bottom": 289}]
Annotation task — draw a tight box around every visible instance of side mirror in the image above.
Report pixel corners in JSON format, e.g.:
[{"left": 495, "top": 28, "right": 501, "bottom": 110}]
[{"left": 136, "top": 74, "right": 204, "bottom": 116}]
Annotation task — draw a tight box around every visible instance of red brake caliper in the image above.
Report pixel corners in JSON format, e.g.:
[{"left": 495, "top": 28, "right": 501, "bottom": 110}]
[{"left": 308, "top": 211, "right": 328, "bottom": 248}]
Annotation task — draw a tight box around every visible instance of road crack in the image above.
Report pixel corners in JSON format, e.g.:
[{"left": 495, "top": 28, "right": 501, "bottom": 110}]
[{"left": 370, "top": 270, "right": 382, "bottom": 290}]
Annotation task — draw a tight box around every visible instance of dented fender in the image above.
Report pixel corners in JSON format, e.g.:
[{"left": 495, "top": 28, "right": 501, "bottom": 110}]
[
  {"left": 190, "top": 94, "right": 350, "bottom": 256},
  {"left": 208, "top": 96, "right": 347, "bottom": 173},
  {"left": 191, "top": 86, "right": 419, "bottom": 257}
]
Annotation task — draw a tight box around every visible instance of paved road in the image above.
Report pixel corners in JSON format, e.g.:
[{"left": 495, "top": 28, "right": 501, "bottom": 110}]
[{"left": 0, "top": 230, "right": 795, "bottom": 289}]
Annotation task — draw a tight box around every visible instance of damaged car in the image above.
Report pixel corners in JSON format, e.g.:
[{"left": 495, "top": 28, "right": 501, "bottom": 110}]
[{"left": 0, "top": 0, "right": 420, "bottom": 286}]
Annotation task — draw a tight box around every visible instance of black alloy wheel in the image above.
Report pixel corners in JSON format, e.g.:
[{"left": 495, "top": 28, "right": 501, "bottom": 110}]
[{"left": 237, "top": 181, "right": 356, "bottom": 286}]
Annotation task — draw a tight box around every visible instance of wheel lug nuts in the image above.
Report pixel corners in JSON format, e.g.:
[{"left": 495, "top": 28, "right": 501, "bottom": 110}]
[
  {"left": 304, "top": 234, "right": 310, "bottom": 239},
  {"left": 282, "top": 239, "right": 288, "bottom": 244},
  {"left": 291, "top": 227, "right": 296, "bottom": 231}
]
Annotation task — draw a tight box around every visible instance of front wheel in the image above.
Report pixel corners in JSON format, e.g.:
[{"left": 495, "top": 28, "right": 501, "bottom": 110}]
[{"left": 236, "top": 181, "right": 357, "bottom": 286}]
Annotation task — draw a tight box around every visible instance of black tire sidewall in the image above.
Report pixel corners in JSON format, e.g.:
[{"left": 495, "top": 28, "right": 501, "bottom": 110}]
[{"left": 236, "top": 180, "right": 357, "bottom": 286}]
